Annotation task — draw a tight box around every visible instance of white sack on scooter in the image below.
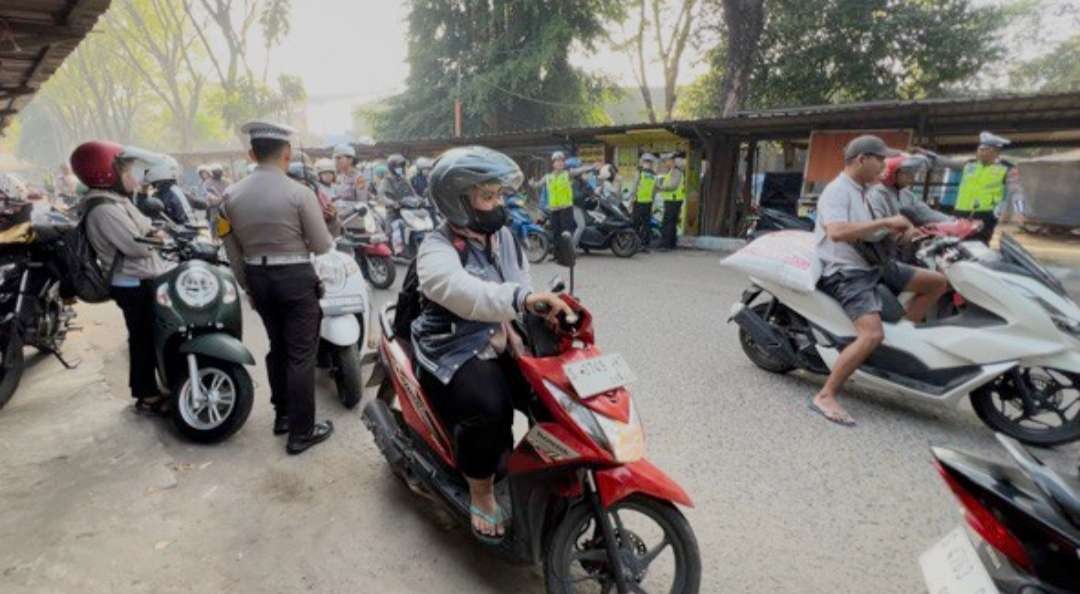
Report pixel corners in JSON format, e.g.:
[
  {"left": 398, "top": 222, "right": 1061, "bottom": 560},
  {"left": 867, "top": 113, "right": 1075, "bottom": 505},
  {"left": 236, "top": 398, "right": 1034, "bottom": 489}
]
[{"left": 721, "top": 230, "right": 822, "bottom": 293}]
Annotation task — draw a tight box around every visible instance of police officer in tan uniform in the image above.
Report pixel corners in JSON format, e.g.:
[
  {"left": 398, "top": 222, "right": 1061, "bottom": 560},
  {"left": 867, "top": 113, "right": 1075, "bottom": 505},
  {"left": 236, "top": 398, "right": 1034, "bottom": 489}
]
[{"left": 220, "top": 121, "right": 335, "bottom": 455}]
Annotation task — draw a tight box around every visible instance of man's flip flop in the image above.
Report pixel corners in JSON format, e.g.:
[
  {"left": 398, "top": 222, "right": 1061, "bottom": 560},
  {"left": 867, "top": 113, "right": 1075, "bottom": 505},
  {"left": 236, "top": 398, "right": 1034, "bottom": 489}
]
[
  {"left": 469, "top": 504, "right": 508, "bottom": 546},
  {"left": 808, "top": 402, "right": 856, "bottom": 427}
]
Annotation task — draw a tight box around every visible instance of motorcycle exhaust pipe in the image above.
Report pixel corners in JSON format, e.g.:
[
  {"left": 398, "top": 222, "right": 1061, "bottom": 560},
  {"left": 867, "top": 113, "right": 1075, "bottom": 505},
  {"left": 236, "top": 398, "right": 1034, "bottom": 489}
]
[{"left": 362, "top": 398, "right": 406, "bottom": 468}]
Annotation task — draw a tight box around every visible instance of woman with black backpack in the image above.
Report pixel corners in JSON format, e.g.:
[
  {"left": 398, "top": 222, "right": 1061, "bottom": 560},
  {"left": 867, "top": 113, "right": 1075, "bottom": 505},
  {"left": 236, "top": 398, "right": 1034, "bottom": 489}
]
[{"left": 70, "top": 141, "right": 169, "bottom": 414}]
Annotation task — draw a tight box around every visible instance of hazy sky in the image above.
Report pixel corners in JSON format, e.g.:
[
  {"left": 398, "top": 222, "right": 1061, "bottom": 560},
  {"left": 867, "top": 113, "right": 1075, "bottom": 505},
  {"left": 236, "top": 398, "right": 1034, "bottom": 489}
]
[{"left": 252, "top": 0, "right": 708, "bottom": 134}]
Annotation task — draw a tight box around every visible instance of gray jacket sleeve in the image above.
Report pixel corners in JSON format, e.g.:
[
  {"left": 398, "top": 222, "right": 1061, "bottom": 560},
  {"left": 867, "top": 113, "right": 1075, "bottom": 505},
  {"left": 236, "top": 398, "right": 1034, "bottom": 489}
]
[
  {"left": 899, "top": 188, "right": 952, "bottom": 224},
  {"left": 296, "top": 187, "right": 333, "bottom": 254},
  {"left": 90, "top": 204, "right": 155, "bottom": 260},
  {"left": 417, "top": 234, "right": 527, "bottom": 324}
]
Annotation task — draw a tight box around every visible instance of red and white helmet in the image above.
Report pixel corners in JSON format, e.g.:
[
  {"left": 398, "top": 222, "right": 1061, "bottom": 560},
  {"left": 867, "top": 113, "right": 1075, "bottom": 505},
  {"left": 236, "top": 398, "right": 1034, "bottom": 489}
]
[{"left": 70, "top": 140, "right": 125, "bottom": 189}]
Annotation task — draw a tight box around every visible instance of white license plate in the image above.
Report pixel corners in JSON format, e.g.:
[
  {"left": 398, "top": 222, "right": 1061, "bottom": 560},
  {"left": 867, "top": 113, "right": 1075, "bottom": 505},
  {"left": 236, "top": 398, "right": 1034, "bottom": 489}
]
[
  {"left": 920, "top": 527, "right": 999, "bottom": 594},
  {"left": 563, "top": 353, "right": 637, "bottom": 398}
]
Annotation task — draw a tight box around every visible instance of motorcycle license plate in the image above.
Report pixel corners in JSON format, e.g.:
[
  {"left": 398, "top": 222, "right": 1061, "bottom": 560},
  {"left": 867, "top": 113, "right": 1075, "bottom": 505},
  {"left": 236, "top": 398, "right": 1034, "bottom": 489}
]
[
  {"left": 563, "top": 353, "right": 637, "bottom": 398},
  {"left": 920, "top": 527, "right": 999, "bottom": 594}
]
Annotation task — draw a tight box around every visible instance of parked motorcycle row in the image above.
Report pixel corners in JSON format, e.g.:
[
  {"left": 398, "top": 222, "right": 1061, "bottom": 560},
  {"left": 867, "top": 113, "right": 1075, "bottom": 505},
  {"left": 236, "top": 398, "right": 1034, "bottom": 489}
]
[{"left": 728, "top": 203, "right": 1080, "bottom": 594}]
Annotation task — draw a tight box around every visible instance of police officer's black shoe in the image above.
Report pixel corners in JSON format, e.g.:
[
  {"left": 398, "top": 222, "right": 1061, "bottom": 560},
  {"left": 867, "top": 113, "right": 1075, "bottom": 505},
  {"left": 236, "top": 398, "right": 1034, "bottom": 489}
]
[
  {"left": 286, "top": 420, "right": 334, "bottom": 455},
  {"left": 273, "top": 415, "right": 289, "bottom": 436}
]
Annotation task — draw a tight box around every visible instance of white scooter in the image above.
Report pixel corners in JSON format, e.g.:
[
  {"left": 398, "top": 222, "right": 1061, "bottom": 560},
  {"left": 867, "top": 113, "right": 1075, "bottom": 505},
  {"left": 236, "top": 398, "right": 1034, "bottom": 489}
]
[
  {"left": 726, "top": 232, "right": 1080, "bottom": 445},
  {"left": 314, "top": 245, "right": 372, "bottom": 409},
  {"left": 387, "top": 195, "right": 435, "bottom": 262}
]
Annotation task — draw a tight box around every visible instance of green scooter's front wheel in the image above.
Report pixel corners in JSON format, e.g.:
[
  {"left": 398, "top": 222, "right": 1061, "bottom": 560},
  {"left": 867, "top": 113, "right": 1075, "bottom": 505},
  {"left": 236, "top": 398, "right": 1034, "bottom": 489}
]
[{"left": 172, "top": 357, "right": 254, "bottom": 443}]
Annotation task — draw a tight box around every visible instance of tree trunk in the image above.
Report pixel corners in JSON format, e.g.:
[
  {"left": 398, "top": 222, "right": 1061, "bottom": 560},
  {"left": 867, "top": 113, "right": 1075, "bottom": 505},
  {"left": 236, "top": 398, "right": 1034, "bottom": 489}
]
[{"left": 719, "top": 0, "right": 765, "bottom": 116}]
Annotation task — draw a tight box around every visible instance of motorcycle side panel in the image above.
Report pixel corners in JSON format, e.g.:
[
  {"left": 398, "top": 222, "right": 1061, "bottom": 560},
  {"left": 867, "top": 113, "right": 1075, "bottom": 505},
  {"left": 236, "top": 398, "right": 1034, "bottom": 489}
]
[
  {"left": 509, "top": 422, "right": 609, "bottom": 475},
  {"left": 362, "top": 243, "right": 392, "bottom": 257},
  {"left": 179, "top": 333, "right": 255, "bottom": 366},
  {"left": 380, "top": 338, "right": 455, "bottom": 466},
  {"left": 579, "top": 227, "right": 608, "bottom": 249},
  {"left": 595, "top": 459, "right": 693, "bottom": 509},
  {"left": 320, "top": 314, "right": 360, "bottom": 347}
]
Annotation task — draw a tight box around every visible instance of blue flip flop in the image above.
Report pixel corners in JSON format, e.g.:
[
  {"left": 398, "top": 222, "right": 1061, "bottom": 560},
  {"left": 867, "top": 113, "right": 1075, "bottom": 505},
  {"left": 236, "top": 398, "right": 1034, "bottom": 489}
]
[{"left": 469, "top": 504, "right": 509, "bottom": 545}]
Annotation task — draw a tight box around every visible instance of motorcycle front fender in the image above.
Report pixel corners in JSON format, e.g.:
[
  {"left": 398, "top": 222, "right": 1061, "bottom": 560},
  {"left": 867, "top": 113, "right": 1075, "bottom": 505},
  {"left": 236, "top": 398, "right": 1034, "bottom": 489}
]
[
  {"left": 594, "top": 459, "right": 693, "bottom": 509},
  {"left": 362, "top": 243, "right": 392, "bottom": 257},
  {"left": 179, "top": 333, "right": 255, "bottom": 366},
  {"left": 320, "top": 314, "right": 360, "bottom": 347}
]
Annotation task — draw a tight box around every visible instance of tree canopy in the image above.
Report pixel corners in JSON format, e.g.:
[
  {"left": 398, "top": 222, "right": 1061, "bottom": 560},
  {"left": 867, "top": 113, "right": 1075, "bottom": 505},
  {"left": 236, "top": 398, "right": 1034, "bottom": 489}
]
[
  {"left": 682, "top": 0, "right": 1004, "bottom": 117},
  {"left": 369, "top": 0, "right": 624, "bottom": 140}
]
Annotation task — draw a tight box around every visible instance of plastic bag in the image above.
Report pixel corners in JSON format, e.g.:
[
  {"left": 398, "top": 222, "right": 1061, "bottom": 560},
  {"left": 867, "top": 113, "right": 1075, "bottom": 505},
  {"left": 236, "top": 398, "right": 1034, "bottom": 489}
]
[{"left": 721, "top": 230, "right": 821, "bottom": 293}]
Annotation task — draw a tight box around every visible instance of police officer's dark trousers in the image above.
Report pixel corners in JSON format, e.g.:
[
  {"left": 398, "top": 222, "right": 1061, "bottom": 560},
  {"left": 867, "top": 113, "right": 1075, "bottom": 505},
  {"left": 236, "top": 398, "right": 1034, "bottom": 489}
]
[
  {"left": 632, "top": 202, "right": 652, "bottom": 246},
  {"left": 972, "top": 211, "right": 998, "bottom": 244},
  {"left": 550, "top": 207, "right": 576, "bottom": 244},
  {"left": 245, "top": 263, "right": 322, "bottom": 437},
  {"left": 661, "top": 201, "right": 681, "bottom": 249}
]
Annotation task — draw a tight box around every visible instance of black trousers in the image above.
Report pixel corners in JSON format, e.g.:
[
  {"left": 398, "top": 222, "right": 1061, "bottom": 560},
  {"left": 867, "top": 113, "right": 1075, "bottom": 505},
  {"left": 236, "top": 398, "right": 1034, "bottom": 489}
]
[
  {"left": 971, "top": 211, "right": 999, "bottom": 244},
  {"left": 419, "top": 355, "right": 530, "bottom": 480},
  {"left": 110, "top": 281, "right": 159, "bottom": 399},
  {"left": 550, "top": 207, "right": 576, "bottom": 244},
  {"left": 632, "top": 201, "right": 652, "bottom": 246},
  {"left": 661, "top": 200, "right": 682, "bottom": 248},
  {"left": 245, "top": 263, "right": 322, "bottom": 437}
]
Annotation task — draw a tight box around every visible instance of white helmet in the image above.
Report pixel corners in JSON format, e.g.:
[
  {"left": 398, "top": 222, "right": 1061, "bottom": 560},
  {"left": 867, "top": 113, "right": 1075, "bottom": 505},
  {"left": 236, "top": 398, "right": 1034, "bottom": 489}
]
[
  {"left": 197, "top": 164, "right": 211, "bottom": 175},
  {"left": 145, "top": 155, "right": 181, "bottom": 184},
  {"left": 0, "top": 173, "right": 27, "bottom": 201},
  {"left": 551, "top": 151, "right": 566, "bottom": 161},
  {"left": 210, "top": 163, "right": 224, "bottom": 174},
  {"left": 415, "top": 156, "right": 434, "bottom": 170},
  {"left": 315, "top": 158, "right": 335, "bottom": 175},
  {"left": 639, "top": 153, "right": 657, "bottom": 166},
  {"left": 333, "top": 143, "right": 356, "bottom": 160}
]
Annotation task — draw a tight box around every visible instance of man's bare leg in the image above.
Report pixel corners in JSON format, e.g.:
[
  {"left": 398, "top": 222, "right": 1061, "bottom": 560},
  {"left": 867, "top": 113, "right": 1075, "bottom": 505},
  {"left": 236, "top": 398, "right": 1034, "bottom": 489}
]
[
  {"left": 812, "top": 313, "right": 884, "bottom": 424},
  {"left": 903, "top": 269, "right": 949, "bottom": 323}
]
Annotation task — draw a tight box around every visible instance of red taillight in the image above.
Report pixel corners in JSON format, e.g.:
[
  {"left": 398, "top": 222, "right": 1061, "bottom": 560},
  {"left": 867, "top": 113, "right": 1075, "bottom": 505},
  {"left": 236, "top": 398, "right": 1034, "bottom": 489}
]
[{"left": 934, "top": 460, "right": 1033, "bottom": 572}]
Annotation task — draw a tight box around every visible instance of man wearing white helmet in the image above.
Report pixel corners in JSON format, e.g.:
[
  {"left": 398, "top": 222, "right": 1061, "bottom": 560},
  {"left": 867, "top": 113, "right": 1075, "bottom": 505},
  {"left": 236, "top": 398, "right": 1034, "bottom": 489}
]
[
  {"left": 332, "top": 143, "right": 363, "bottom": 202},
  {"left": 315, "top": 158, "right": 336, "bottom": 195},
  {"left": 627, "top": 153, "right": 658, "bottom": 251},
  {"left": 144, "top": 154, "right": 195, "bottom": 224},
  {"left": 410, "top": 156, "right": 434, "bottom": 196},
  {"left": 528, "top": 151, "right": 594, "bottom": 244},
  {"left": 915, "top": 131, "right": 1024, "bottom": 243}
]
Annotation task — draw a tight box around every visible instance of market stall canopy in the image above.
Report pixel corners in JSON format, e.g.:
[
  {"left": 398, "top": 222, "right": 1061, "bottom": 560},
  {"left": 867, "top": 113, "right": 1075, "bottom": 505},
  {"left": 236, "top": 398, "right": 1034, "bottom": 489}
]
[{"left": 0, "top": 0, "right": 112, "bottom": 133}]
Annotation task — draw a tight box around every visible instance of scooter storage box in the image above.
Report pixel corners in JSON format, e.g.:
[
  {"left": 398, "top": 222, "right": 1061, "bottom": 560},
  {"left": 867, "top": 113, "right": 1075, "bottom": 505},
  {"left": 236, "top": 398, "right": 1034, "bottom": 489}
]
[{"left": 721, "top": 230, "right": 821, "bottom": 293}]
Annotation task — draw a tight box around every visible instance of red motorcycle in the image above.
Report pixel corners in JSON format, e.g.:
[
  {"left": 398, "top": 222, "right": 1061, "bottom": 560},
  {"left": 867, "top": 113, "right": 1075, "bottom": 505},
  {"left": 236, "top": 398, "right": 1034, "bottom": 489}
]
[
  {"left": 337, "top": 201, "right": 396, "bottom": 290},
  {"left": 362, "top": 238, "right": 700, "bottom": 594}
]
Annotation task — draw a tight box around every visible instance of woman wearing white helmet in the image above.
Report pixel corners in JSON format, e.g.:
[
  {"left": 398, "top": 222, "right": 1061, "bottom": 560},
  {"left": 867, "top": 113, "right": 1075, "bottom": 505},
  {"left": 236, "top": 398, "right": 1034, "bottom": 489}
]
[
  {"left": 144, "top": 154, "right": 195, "bottom": 224},
  {"left": 315, "top": 158, "right": 336, "bottom": 196},
  {"left": 332, "top": 143, "right": 363, "bottom": 202}
]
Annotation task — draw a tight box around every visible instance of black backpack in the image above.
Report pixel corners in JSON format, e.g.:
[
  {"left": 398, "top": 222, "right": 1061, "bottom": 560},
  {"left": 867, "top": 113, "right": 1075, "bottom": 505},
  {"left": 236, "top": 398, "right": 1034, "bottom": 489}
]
[
  {"left": 62, "top": 195, "right": 124, "bottom": 304},
  {"left": 392, "top": 227, "right": 524, "bottom": 340}
]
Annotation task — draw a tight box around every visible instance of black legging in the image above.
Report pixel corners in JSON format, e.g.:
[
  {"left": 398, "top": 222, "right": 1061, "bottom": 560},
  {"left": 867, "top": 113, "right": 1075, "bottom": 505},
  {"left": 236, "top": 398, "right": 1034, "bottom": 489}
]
[
  {"left": 632, "top": 201, "right": 652, "bottom": 246},
  {"left": 550, "top": 207, "right": 576, "bottom": 245},
  {"left": 661, "top": 200, "right": 682, "bottom": 248},
  {"left": 110, "top": 281, "right": 159, "bottom": 399},
  {"left": 419, "top": 354, "right": 529, "bottom": 479}
]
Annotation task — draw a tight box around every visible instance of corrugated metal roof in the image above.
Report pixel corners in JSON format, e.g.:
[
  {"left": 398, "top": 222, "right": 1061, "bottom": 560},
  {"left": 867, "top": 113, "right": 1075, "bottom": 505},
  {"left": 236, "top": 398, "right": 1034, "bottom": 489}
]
[
  {"left": 369, "top": 92, "right": 1080, "bottom": 150},
  {"left": 0, "top": 0, "right": 113, "bottom": 132}
]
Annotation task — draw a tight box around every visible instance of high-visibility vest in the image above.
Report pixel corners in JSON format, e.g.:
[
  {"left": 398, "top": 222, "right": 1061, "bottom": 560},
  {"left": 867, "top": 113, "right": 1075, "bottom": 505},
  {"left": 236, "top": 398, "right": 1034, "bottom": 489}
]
[
  {"left": 955, "top": 161, "right": 1008, "bottom": 213},
  {"left": 635, "top": 171, "right": 656, "bottom": 203},
  {"left": 546, "top": 171, "right": 573, "bottom": 209},
  {"left": 657, "top": 169, "right": 685, "bottom": 202}
]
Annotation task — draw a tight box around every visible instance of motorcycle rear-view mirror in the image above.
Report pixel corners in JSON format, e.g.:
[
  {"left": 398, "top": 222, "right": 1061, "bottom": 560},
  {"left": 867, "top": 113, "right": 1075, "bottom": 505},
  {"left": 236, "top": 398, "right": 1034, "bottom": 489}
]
[
  {"left": 553, "top": 231, "right": 575, "bottom": 268},
  {"left": 140, "top": 196, "right": 165, "bottom": 218}
]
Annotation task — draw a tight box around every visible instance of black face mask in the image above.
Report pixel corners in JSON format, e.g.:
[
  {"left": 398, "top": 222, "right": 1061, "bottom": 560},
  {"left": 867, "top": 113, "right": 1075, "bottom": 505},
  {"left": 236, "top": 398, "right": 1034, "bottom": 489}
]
[{"left": 468, "top": 205, "right": 507, "bottom": 235}]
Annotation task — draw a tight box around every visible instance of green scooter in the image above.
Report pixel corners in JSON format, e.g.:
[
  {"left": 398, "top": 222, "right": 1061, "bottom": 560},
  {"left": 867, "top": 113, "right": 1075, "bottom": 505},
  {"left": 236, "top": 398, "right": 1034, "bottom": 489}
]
[{"left": 137, "top": 214, "right": 254, "bottom": 443}]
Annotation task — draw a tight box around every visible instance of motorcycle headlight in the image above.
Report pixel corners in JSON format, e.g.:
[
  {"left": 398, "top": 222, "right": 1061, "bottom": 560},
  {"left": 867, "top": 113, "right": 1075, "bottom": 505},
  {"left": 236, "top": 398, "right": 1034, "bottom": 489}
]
[
  {"left": 544, "top": 380, "right": 644, "bottom": 463},
  {"left": 316, "top": 256, "right": 355, "bottom": 293},
  {"left": 173, "top": 267, "right": 220, "bottom": 308}
]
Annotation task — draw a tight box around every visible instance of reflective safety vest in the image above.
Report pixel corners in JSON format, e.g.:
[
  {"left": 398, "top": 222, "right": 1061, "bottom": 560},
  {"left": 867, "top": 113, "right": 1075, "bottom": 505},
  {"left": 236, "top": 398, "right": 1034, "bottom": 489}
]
[
  {"left": 658, "top": 169, "right": 685, "bottom": 202},
  {"left": 635, "top": 171, "right": 656, "bottom": 203},
  {"left": 955, "top": 161, "right": 1008, "bottom": 213},
  {"left": 546, "top": 171, "right": 573, "bottom": 210}
]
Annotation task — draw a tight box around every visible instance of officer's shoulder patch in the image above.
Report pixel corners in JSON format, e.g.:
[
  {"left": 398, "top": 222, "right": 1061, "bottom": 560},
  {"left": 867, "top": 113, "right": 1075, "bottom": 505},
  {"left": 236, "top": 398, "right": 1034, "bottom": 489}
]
[{"left": 216, "top": 214, "right": 232, "bottom": 237}]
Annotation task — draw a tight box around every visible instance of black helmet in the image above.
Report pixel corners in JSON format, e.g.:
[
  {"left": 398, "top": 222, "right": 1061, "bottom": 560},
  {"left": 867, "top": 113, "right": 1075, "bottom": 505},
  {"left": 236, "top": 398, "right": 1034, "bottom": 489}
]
[{"left": 428, "top": 146, "right": 523, "bottom": 228}]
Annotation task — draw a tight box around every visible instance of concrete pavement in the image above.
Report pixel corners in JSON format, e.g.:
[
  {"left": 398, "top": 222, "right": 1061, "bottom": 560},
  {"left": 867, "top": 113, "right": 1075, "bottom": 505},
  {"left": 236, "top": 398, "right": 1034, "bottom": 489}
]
[{"left": 1, "top": 250, "right": 1078, "bottom": 594}]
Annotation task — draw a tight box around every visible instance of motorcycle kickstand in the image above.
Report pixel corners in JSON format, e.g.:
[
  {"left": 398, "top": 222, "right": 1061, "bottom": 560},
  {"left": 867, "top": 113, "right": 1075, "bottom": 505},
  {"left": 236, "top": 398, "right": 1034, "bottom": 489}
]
[
  {"left": 585, "top": 471, "right": 631, "bottom": 594},
  {"left": 47, "top": 348, "right": 81, "bottom": 369}
]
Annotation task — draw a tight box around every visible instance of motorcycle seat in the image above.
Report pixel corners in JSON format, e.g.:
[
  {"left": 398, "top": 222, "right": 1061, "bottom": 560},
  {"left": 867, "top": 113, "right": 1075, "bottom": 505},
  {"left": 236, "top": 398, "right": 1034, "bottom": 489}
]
[{"left": 876, "top": 284, "right": 906, "bottom": 324}]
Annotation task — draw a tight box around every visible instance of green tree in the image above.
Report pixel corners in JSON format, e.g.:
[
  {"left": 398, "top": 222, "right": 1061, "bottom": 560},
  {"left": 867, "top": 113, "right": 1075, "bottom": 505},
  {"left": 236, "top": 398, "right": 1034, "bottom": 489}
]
[
  {"left": 373, "top": 0, "right": 624, "bottom": 141},
  {"left": 682, "top": 0, "right": 1004, "bottom": 117},
  {"left": 1013, "top": 34, "right": 1080, "bottom": 91}
]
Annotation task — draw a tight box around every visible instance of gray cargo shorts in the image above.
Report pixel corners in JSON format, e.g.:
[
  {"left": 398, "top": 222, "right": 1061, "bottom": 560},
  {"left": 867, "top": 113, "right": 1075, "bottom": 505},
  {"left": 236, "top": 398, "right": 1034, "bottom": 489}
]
[{"left": 818, "top": 262, "right": 915, "bottom": 321}]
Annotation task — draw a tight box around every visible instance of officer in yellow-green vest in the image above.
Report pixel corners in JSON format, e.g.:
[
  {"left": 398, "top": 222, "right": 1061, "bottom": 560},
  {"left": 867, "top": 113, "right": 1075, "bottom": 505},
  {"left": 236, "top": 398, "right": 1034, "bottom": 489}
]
[
  {"left": 530, "top": 151, "right": 575, "bottom": 243},
  {"left": 918, "top": 131, "right": 1024, "bottom": 244},
  {"left": 656, "top": 152, "right": 686, "bottom": 251},
  {"left": 627, "top": 153, "right": 658, "bottom": 252}
]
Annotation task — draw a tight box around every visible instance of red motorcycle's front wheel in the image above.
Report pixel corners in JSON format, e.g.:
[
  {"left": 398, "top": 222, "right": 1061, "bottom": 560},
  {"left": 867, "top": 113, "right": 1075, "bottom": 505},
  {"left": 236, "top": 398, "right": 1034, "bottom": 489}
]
[
  {"left": 544, "top": 494, "right": 701, "bottom": 594},
  {"left": 362, "top": 254, "right": 397, "bottom": 290}
]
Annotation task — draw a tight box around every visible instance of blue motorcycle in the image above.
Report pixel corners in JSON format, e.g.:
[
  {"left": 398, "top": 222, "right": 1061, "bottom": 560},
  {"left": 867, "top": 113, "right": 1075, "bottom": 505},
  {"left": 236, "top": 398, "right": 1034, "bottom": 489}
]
[{"left": 506, "top": 195, "right": 549, "bottom": 264}]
